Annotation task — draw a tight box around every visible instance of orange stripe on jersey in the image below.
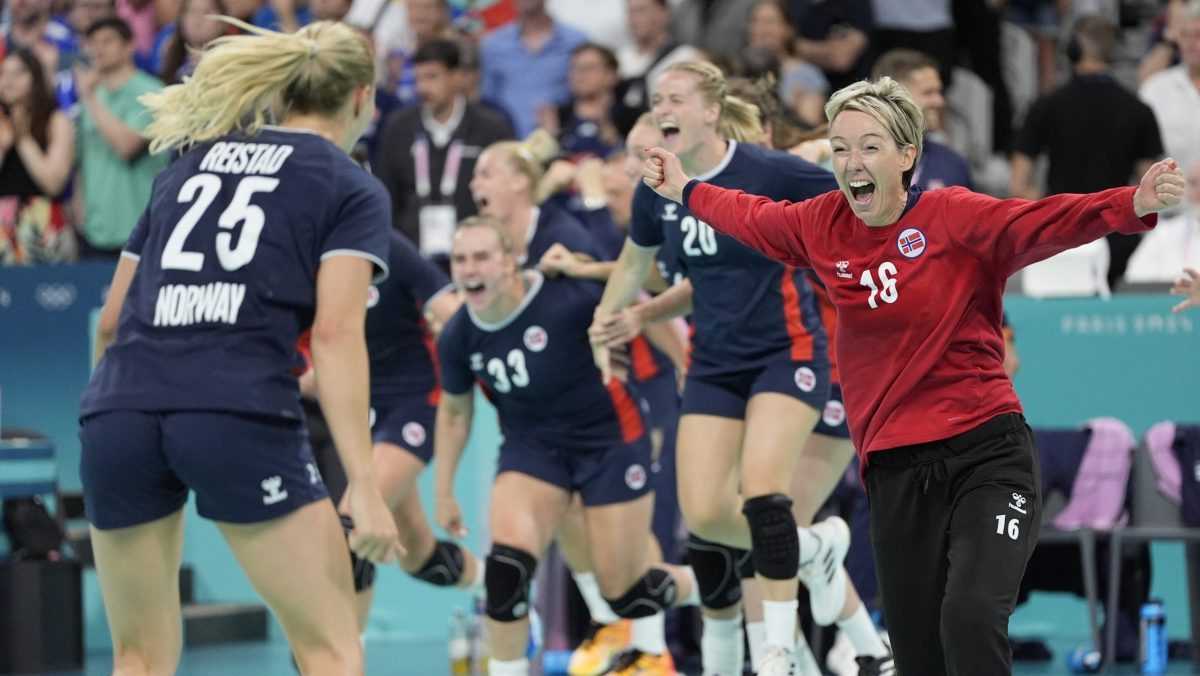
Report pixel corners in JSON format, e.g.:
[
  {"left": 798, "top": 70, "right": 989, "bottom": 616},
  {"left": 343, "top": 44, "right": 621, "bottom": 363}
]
[
  {"left": 606, "top": 379, "right": 646, "bottom": 443},
  {"left": 816, "top": 290, "right": 840, "bottom": 381},
  {"left": 420, "top": 316, "right": 442, "bottom": 406},
  {"left": 780, "top": 267, "right": 814, "bottom": 361},
  {"left": 630, "top": 336, "right": 659, "bottom": 381}
]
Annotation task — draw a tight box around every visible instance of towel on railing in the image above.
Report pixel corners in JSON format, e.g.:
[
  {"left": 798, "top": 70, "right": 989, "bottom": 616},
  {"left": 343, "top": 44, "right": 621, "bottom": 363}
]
[
  {"left": 1052, "top": 417, "right": 1135, "bottom": 531},
  {"left": 1144, "top": 421, "right": 1182, "bottom": 505}
]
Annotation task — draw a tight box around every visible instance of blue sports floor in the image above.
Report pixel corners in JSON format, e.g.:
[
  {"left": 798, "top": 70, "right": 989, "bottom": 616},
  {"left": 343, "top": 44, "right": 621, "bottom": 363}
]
[{"left": 43, "top": 637, "right": 1200, "bottom": 675}]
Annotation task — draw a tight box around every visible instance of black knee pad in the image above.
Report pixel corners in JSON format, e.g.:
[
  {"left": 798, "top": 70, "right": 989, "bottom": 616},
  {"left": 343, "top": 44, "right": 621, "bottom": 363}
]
[
  {"left": 742, "top": 493, "right": 799, "bottom": 580},
  {"left": 737, "top": 547, "right": 756, "bottom": 579},
  {"left": 411, "top": 540, "right": 466, "bottom": 587},
  {"left": 484, "top": 544, "right": 537, "bottom": 622},
  {"left": 604, "top": 568, "right": 677, "bottom": 619},
  {"left": 686, "top": 534, "right": 748, "bottom": 609},
  {"left": 339, "top": 515, "right": 376, "bottom": 591}
]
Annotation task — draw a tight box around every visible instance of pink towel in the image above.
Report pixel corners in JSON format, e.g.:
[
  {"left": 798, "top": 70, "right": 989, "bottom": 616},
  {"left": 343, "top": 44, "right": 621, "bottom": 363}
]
[
  {"left": 1053, "top": 417, "right": 1134, "bottom": 531},
  {"left": 1144, "top": 421, "right": 1182, "bottom": 504}
]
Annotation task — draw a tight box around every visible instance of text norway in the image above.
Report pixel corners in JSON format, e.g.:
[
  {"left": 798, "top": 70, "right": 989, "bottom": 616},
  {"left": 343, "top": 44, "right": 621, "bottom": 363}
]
[{"left": 154, "top": 282, "right": 246, "bottom": 326}]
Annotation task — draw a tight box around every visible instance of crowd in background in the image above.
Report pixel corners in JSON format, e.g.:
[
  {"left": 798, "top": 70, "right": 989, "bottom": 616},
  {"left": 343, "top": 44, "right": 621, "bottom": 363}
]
[{"left": 0, "top": 0, "right": 1197, "bottom": 291}]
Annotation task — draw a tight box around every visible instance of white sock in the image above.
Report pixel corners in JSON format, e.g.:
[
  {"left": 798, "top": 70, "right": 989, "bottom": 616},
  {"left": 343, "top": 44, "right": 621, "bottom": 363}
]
[
  {"left": 468, "top": 555, "right": 486, "bottom": 593},
  {"left": 837, "top": 604, "right": 888, "bottom": 657},
  {"left": 701, "top": 613, "right": 744, "bottom": 675},
  {"left": 488, "top": 657, "right": 529, "bottom": 676},
  {"left": 573, "top": 572, "right": 620, "bottom": 624},
  {"left": 631, "top": 612, "right": 667, "bottom": 655},
  {"left": 680, "top": 566, "right": 701, "bottom": 607},
  {"left": 746, "top": 620, "right": 767, "bottom": 672},
  {"left": 794, "top": 630, "right": 822, "bottom": 676},
  {"left": 797, "top": 527, "right": 821, "bottom": 567},
  {"left": 763, "top": 599, "right": 799, "bottom": 650}
]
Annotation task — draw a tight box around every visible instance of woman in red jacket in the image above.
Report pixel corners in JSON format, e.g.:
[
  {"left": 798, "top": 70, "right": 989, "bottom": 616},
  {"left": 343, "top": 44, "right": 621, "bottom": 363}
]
[{"left": 638, "top": 76, "right": 1185, "bottom": 676}]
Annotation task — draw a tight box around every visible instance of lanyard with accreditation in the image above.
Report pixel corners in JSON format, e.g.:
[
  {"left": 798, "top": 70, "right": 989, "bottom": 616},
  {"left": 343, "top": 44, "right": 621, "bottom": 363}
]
[{"left": 412, "top": 136, "right": 464, "bottom": 257}]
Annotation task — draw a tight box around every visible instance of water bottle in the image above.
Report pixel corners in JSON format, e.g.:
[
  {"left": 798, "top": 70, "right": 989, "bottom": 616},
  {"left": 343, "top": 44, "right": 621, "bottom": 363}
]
[
  {"left": 471, "top": 598, "right": 490, "bottom": 676},
  {"left": 449, "top": 609, "right": 471, "bottom": 676},
  {"left": 1066, "top": 646, "right": 1102, "bottom": 673},
  {"left": 1139, "top": 599, "right": 1167, "bottom": 674}
]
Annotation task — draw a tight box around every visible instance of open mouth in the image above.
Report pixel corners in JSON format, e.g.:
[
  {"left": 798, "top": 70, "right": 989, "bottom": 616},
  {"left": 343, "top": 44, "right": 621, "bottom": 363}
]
[
  {"left": 848, "top": 179, "right": 876, "bottom": 207},
  {"left": 474, "top": 194, "right": 490, "bottom": 210},
  {"left": 460, "top": 280, "right": 486, "bottom": 301},
  {"left": 659, "top": 121, "right": 680, "bottom": 142}
]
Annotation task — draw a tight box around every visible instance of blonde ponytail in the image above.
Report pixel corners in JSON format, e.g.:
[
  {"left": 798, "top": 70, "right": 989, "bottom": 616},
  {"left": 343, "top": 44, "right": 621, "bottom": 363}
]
[
  {"left": 664, "top": 61, "right": 763, "bottom": 144},
  {"left": 141, "top": 17, "right": 375, "bottom": 154},
  {"left": 486, "top": 129, "right": 560, "bottom": 204}
]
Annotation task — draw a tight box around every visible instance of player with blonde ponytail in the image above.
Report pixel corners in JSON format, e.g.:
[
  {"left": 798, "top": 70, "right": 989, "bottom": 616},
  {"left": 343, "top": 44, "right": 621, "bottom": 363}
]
[{"left": 82, "top": 17, "right": 397, "bottom": 676}]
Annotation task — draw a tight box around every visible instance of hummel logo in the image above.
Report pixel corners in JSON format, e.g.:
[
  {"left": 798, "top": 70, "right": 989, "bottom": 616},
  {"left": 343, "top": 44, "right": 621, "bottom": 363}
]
[
  {"left": 835, "top": 260, "right": 852, "bottom": 279},
  {"left": 1008, "top": 492, "right": 1028, "bottom": 514},
  {"left": 663, "top": 204, "right": 679, "bottom": 221}
]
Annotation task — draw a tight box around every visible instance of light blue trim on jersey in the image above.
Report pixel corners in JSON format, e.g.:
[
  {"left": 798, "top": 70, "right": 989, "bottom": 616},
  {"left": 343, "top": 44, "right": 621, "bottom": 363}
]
[
  {"left": 467, "top": 270, "right": 545, "bottom": 333},
  {"left": 692, "top": 140, "right": 738, "bottom": 182},
  {"left": 321, "top": 248, "right": 390, "bottom": 283}
]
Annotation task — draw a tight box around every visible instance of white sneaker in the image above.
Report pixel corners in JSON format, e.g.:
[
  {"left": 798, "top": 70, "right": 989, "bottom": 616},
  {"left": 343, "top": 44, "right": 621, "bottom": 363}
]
[
  {"left": 824, "top": 628, "right": 857, "bottom": 676},
  {"left": 758, "top": 645, "right": 797, "bottom": 676},
  {"left": 796, "top": 516, "right": 850, "bottom": 626}
]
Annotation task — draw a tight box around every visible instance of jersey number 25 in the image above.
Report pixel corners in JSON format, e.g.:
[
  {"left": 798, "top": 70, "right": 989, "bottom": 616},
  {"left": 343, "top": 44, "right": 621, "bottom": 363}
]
[{"left": 162, "top": 174, "right": 280, "bottom": 272}]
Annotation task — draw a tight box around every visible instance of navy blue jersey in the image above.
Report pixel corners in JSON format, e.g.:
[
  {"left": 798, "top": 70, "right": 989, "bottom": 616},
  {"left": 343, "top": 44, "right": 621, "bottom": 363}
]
[
  {"left": 524, "top": 202, "right": 601, "bottom": 265},
  {"left": 438, "top": 272, "right": 645, "bottom": 452},
  {"left": 914, "top": 138, "right": 974, "bottom": 191},
  {"left": 368, "top": 230, "right": 449, "bottom": 404},
  {"left": 630, "top": 141, "right": 834, "bottom": 375},
  {"left": 81, "top": 127, "right": 391, "bottom": 421}
]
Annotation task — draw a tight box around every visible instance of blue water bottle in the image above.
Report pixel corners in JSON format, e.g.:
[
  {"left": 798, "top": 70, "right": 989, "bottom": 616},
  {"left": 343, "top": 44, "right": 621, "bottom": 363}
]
[
  {"left": 1139, "top": 599, "right": 1167, "bottom": 674},
  {"left": 1066, "top": 646, "right": 1102, "bottom": 673}
]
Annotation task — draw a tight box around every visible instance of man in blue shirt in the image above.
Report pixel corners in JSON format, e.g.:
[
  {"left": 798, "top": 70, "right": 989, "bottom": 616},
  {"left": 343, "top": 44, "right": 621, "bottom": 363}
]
[{"left": 480, "top": 0, "right": 585, "bottom": 137}]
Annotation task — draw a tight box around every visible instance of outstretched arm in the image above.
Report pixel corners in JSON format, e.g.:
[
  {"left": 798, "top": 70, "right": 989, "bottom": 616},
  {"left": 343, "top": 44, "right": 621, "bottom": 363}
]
[
  {"left": 641, "top": 146, "right": 815, "bottom": 267},
  {"left": 1171, "top": 268, "right": 1200, "bottom": 314}
]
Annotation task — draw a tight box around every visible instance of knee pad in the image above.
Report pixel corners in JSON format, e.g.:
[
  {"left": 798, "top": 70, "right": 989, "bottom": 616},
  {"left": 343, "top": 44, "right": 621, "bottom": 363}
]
[
  {"left": 742, "top": 493, "right": 799, "bottom": 580},
  {"left": 411, "top": 540, "right": 467, "bottom": 587},
  {"left": 339, "top": 515, "right": 376, "bottom": 591},
  {"left": 686, "top": 534, "right": 748, "bottom": 609},
  {"left": 484, "top": 544, "right": 537, "bottom": 622},
  {"left": 604, "top": 568, "right": 677, "bottom": 619}
]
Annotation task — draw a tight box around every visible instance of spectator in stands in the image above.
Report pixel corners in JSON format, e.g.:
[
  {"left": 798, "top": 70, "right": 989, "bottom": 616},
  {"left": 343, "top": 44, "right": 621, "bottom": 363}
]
[
  {"left": 872, "top": 48, "right": 972, "bottom": 190},
  {"left": 376, "top": 39, "right": 513, "bottom": 261},
  {"left": 1011, "top": 15, "right": 1164, "bottom": 291},
  {"left": 790, "top": 0, "right": 874, "bottom": 92},
  {"left": 613, "top": 0, "right": 704, "bottom": 135},
  {"left": 1138, "top": 0, "right": 1186, "bottom": 85},
  {"left": 65, "top": 0, "right": 114, "bottom": 62},
  {"left": 480, "top": 0, "right": 585, "bottom": 137},
  {"left": 0, "top": 47, "right": 76, "bottom": 264},
  {"left": 673, "top": 0, "right": 756, "bottom": 63},
  {"left": 1006, "top": 0, "right": 1064, "bottom": 94},
  {"left": 73, "top": 17, "right": 166, "bottom": 259},
  {"left": 1, "top": 0, "right": 77, "bottom": 76},
  {"left": 115, "top": 0, "right": 159, "bottom": 67},
  {"left": 540, "top": 43, "right": 627, "bottom": 159},
  {"left": 746, "top": 0, "right": 828, "bottom": 129},
  {"left": 1140, "top": 1, "right": 1200, "bottom": 177},
  {"left": 158, "top": 0, "right": 226, "bottom": 85}
]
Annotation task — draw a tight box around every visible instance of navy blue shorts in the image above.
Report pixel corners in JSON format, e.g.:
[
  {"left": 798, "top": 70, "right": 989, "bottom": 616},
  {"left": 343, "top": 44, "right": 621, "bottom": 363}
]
[
  {"left": 497, "top": 435, "right": 654, "bottom": 507},
  {"left": 813, "top": 383, "right": 850, "bottom": 439},
  {"left": 370, "top": 395, "right": 437, "bottom": 463},
  {"left": 680, "top": 360, "right": 830, "bottom": 420},
  {"left": 80, "top": 410, "right": 328, "bottom": 530}
]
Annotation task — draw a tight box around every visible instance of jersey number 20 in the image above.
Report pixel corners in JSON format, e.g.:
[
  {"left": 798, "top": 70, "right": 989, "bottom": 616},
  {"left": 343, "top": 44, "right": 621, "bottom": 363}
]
[
  {"left": 681, "top": 216, "right": 718, "bottom": 256},
  {"left": 162, "top": 173, "right": 281, "bottom": 272}
]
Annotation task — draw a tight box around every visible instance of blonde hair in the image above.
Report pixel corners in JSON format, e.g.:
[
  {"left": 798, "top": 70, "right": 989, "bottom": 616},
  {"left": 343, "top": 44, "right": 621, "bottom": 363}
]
[
  {"left": 663, "top": 61, "right": 763, "bottom": 144},
  {"left": 487, "top": 129, "right": 560, "bottom": 204},
  {"left": 824, "top": 77, "right": 924, "bottom": 186},
  {"left": 141, "top": 17, "right": 375, "bottom": 154},
  {"left": 455, "top": 215, "right": 520, "bottom": 275}
]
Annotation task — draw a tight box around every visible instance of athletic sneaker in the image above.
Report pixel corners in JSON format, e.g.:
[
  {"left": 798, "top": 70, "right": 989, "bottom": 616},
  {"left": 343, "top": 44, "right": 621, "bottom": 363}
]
[
  {"left": 796, "top": 516, "right": 850, "bottom": 625},
  {"left": 569, "top": 620, "right": 631, "bottom": 675},
  {"left": 758, "top": 645, "right": 797, "bottom": 676},
  {"left": 604, "top": 647, "right": 676, "bottom": 675},
  {"left": 855, "top": 650, "right": 896, "bottom": 676}
]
